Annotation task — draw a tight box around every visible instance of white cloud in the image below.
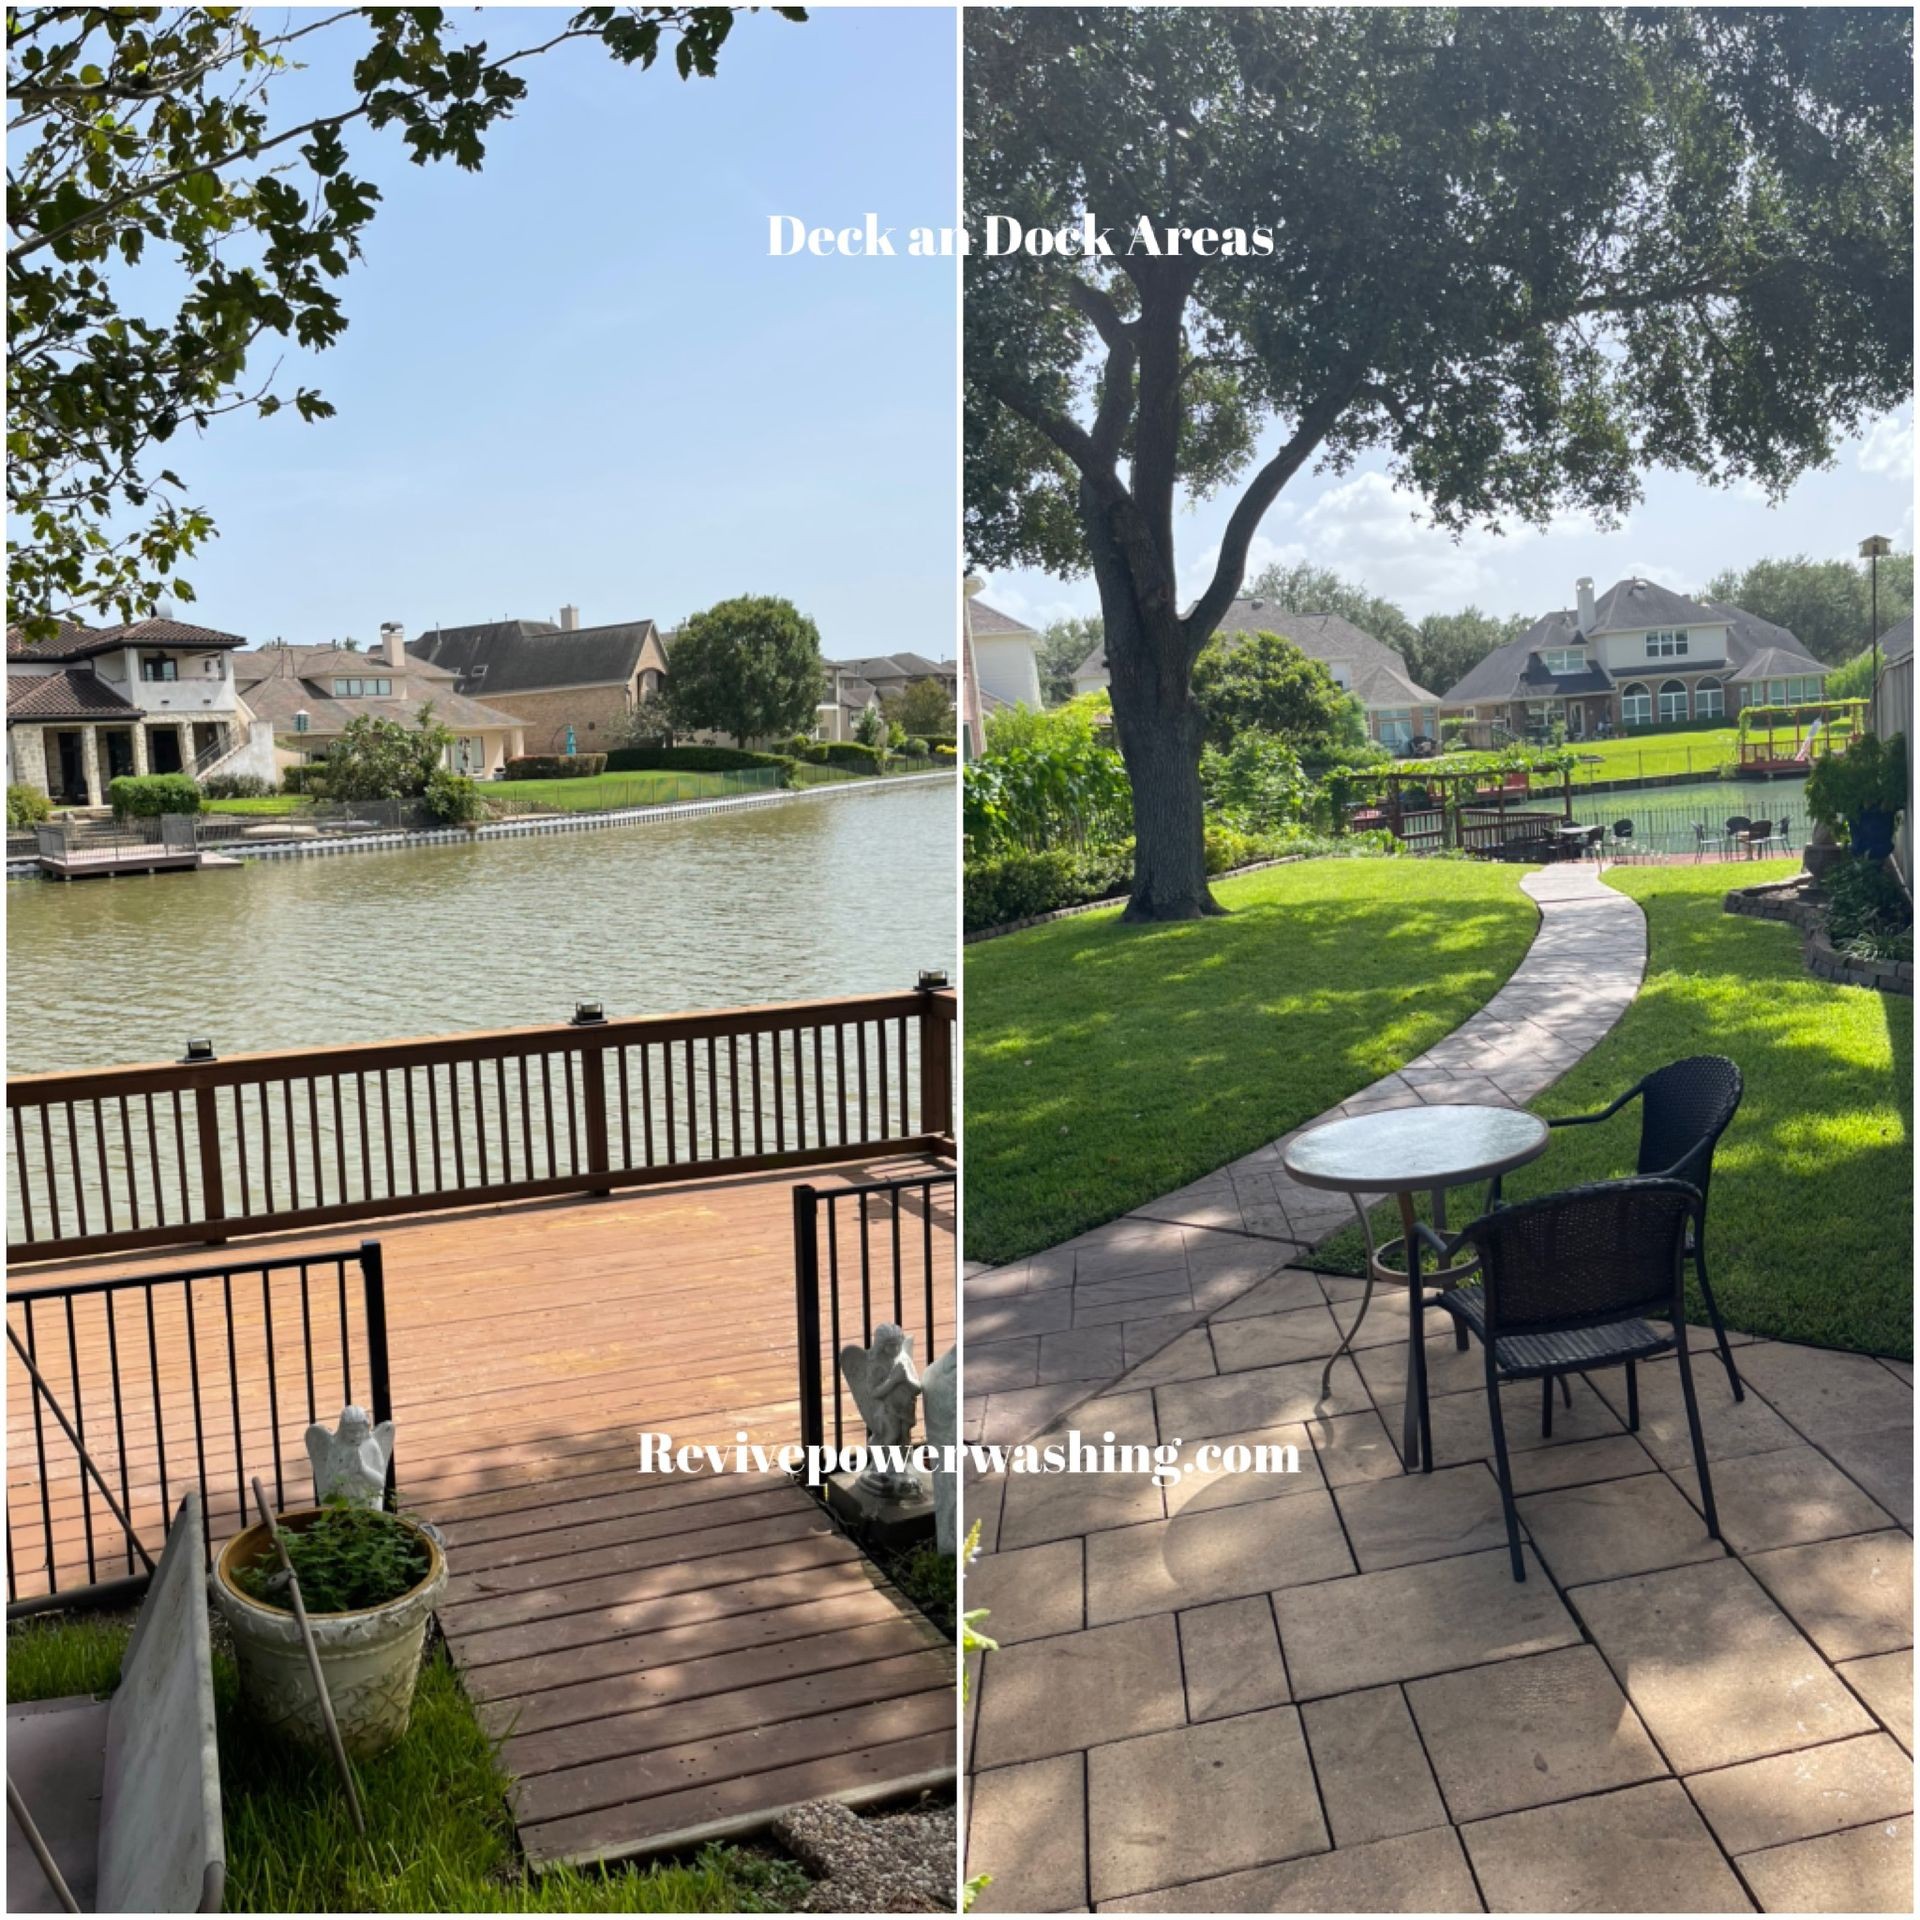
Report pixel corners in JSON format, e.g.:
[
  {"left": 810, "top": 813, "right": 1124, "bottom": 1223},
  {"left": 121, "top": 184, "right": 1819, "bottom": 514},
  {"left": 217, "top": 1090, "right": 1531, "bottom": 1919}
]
[
  {"left": 974, "top": 575, "right": 1085, "bottom": 629},
  {"left": 1858, "top": 410, "right": 1915, "bottom": 483}
]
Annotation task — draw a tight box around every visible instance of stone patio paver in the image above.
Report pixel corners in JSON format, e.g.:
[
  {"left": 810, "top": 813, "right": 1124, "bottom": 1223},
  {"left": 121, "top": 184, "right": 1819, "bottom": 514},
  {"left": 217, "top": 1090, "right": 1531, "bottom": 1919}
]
[
  {"left": 963, "top": 1537, "right": 1082, "bottom": 1644},
  {"left": 1085, "top": 1707, "right": 1327, "bottom": 1903},
  {"left": 1298, "top": 1684, "right": 1449, "bottom": 1848},
  {"left": 1406, "top": 1644, "right": 1668, "bottom": 1822},
  {"left": 1666, "top": 1442, "right": 1898, "bottom": 1554},
  {"left": 1273, "top": 1545, "right": 1580, "bottom": 1699},
  {"left": 995, "top": 1460, "right": 1161, "bottom": 1550},
  {"left": 1302, "top": 1407, "right": 1403, "bottom": 1486},
  {"left": 1334, "top": 1461, "right": 1516, "bottom": 1570},
  {"left": 1588, "top": 1355, "right": 1800, "bottom": 1466},
  {"left": 1736, "top": 1816, "right": 1913, "bottom": 1914},
  {"left": 1574, "top": 1558, "right": 1875, "bottom": 1772},
  {"left": 1744, "top": 1530, "right": 1913, "bottom": 1663},
  {"left": 1462, "top": 1778, "right": 1752, "bottom": 1913},
  {"left": 966, "top": 1753, "right": 1086, "bottom": 1914},
  {"left": 1161, "top": 1422, "right": 1321, "bottom": 1516},
  {"left": 972, "top": 1613, "right": 1186, "bottom": 1769},
  {"left": 1505, "top": 1432, "right": 1659, "bottom": 1495},
  {"left": 1517, "top": 1470, "right": 1725, "bottom": 1587},
  {"left": 1097, "top": 1825, "right": 1481, "bottom": 1913},
  {"left": 1684, "top": 1733, "right": 1913, "bottom": 1856},
  {"left": 1839, "top": 1649, "right": 1914, "bottom": 1754},
  {"left": 1177, "top": 1594, "right": 1290, "bottom": 1721}
]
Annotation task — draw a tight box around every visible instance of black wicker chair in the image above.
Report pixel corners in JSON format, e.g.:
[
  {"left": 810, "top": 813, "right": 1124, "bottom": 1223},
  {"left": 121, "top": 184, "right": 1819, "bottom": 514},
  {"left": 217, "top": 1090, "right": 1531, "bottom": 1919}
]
[
  {"left": 1422, "top": 1177, "right": 1722, "bottom": 1582},
  {"left": 1482, "top": 1055, "right": 1746, "bottom": 1402}
]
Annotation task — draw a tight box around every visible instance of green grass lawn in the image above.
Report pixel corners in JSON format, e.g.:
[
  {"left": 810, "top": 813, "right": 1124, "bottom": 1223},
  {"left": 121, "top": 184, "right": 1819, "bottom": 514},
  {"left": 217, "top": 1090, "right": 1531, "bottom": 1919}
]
[
  {"left": 1314, "top": 859, "right": 1912, "bottom": 1358},
  {"left": 964, "top": 855, "right": 1539, "bottom": 1265},
  {"left": 485, "top": 769, "right": 785, "bottom": 811},
  {"left": 6, "top": 1622, "right": 806, "bottom": 1912},
  {"left": 202, "top": 795, "right": 314, "bottom": 816}
]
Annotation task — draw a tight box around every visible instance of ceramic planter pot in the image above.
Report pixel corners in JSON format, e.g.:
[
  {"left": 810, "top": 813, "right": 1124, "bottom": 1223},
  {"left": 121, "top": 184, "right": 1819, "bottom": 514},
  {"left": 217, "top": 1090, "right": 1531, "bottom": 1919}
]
[
  {"left": 211, "top": 1508, "right": 446, "bottom": 1758},
  {"left": 1849, "top": 807, "right": 1896, "bottom": 862}
]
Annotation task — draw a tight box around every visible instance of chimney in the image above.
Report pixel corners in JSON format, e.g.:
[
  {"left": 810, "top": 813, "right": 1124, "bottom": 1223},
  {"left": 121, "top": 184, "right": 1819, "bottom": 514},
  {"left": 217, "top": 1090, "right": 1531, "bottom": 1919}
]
[
  {"left": 380, "top": 621, "right": 407, "bottom": 671},
  {"left": 559, "top": 605, "right": 580, "bottom": 632},
  {"left": 1575, "top": 578, "right": 1596, "bottom": 632}
]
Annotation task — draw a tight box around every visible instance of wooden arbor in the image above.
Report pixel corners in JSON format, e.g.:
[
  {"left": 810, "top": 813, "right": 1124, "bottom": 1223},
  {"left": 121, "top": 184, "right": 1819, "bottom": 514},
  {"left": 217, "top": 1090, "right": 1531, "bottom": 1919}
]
[
  {"left": 1338, "top": 762, "right": 1575, "bottom": 857},
  {"left": 1737, "top": 698, "right": 1870, "bottom": 774}
]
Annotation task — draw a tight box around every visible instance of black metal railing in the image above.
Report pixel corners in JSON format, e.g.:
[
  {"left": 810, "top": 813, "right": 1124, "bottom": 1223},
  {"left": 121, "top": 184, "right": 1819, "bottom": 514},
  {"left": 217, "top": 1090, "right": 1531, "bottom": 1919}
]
[
  {"left": 6, "top": 1241, "right": 391, "bottom": 1615},
  {"left": 793, "top": 1171, "right": 956, "bottom": 1462}
]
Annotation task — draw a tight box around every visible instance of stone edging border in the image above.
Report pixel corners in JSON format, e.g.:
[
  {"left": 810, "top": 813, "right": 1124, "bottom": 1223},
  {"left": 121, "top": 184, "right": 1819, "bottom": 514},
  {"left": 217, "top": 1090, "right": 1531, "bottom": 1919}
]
[
  {"left": 963, "top": 854, "right": 1308, "bottom": 943},
  {"left": 1723, "top": 873, "right": 1914, "bottom": 995},
  {"left": 6, "top": 770, "right": 954, "bottom": 880}
]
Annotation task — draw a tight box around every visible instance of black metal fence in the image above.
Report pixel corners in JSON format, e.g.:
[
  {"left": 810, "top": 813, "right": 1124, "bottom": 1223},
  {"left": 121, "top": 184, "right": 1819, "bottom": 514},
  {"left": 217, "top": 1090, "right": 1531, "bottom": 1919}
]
[
  {"left": 6, "top": 1241, "right": 391, "bottom": 1615},
  {"left": 793, "top": 1171, "right": 956, "bottom": 1461}
]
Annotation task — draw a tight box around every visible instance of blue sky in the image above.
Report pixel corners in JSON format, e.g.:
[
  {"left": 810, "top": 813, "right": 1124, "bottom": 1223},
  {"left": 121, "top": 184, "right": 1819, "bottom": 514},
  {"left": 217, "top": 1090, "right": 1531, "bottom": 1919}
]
[
  {"left": 978, "top": 406, "right": 1915, "bottom": 638},
  {"left": 150, "top": 7, "right": 958, "bottom": 658}
]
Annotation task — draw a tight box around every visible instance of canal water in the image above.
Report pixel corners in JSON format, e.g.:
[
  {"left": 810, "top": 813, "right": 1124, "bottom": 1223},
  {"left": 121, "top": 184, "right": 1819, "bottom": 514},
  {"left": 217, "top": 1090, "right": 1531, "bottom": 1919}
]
[
  {"left": 1565, "top": 772, "right": 1810, "bottom": 858},
  {"left": 6, "top": 780, "right": 956, "bottom": 1072}
]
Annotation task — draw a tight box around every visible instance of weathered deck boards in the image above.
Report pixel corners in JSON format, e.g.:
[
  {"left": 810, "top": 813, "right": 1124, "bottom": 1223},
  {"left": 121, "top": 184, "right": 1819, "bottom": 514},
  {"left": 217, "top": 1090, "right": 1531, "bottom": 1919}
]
[{"left": 7, "top": 1159, "right": 958, "bottom": 1867}]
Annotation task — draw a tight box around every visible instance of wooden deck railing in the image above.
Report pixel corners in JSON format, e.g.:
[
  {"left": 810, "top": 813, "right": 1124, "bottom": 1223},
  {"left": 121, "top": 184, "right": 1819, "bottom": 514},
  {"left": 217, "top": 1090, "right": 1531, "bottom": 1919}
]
[{"left": 8, "top": 984, "right": 956, "bottom": 1263}]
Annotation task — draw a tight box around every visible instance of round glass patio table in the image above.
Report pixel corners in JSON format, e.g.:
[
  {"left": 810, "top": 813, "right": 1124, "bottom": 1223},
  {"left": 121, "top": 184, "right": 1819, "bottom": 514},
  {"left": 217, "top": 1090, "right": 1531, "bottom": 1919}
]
[{"left": 1283, "top": 1104, "right": 1549, "bottom": 1473}]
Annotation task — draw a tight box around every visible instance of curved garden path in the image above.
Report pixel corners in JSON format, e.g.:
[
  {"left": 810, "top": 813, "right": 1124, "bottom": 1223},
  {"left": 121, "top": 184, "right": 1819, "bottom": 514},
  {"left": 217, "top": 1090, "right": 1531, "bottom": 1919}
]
[{"left": 963, "top": 861, "right": 1648, "bottom": 1446}]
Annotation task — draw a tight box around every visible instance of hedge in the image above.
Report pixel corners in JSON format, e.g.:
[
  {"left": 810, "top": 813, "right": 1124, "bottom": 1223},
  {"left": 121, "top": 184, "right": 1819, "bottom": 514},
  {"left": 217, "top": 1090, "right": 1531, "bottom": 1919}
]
[
  {"left": 280, "top": 765, "right": 327, "bottom": 794},
  {"left": 804, "top": 741, "right": 886, "bottom": 771},
  {"left": 8, "top": 784, "right": 51, "bottom": 828},
  {"left": 504, "top": 754, "right": 608, "bottom": 781},
  {"left": 964, "top": 845, "right": 1132, "bottom": 932},
  {"left": 603, "top": 746, "right": 789, "bottom": 774},
  {"left": 108, "top": 773, "right": 201, "bottom": 818}
]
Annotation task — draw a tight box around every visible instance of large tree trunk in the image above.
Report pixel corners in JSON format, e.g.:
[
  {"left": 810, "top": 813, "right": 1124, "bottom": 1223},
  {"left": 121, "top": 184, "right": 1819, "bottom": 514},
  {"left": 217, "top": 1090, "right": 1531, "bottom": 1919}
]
[{"left": 1099, "top": 589, "right": 1220, "bottom": 921}]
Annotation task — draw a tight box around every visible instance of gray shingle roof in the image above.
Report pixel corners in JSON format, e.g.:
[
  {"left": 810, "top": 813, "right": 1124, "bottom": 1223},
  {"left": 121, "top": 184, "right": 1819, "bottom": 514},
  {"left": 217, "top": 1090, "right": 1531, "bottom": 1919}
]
[
  {"left": 1879, "top": 616, "right": 1913, "bottom": 666},
  {"left": 1207, "top": 601, "right": 1443, "bottom": 705},
  {"left": 410, "top": 619, "right": 656, "bottom": 695},
  {"left": 233, "top": 645, "right": 526, "bottom": 735},
  {"left": 6, "top": 668, "right": 141, "bottom": 722},
  {"left": 968, "top": 601, "right": 1036, "bottom": 637}
]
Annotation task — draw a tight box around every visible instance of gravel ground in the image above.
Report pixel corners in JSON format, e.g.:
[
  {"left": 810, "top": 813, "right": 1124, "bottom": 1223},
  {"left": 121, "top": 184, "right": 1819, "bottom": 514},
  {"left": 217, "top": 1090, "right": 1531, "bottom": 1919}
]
[{"left": 771, "top": 1797, "right": 956, "bottom": 1913}]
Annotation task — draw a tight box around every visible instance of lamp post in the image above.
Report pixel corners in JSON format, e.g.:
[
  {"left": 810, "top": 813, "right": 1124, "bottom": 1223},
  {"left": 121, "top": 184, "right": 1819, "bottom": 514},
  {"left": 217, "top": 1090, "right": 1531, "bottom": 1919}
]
[{"left": 1860, "top": 534, "right": 1893, "bottom": 708}]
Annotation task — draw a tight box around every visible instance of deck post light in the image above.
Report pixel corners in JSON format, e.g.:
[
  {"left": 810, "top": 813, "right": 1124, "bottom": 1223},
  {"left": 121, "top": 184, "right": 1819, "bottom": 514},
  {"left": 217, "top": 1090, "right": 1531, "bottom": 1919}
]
[
  {"left": 570, "top": 1001, "right": 606, "bottom": 1025},
  {"left": 179, "top": 1038, "right": 216, "bottom": 1063},
  {"left": 916, "top": 969, "right": 949, "bottom": 992}
]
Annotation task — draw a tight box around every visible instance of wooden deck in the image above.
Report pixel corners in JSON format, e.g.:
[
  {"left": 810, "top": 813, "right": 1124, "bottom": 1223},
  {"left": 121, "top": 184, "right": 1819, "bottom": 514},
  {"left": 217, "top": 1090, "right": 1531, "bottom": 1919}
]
[{"left": 7, "top": 1158, "right": 957, "bottom": 1868}]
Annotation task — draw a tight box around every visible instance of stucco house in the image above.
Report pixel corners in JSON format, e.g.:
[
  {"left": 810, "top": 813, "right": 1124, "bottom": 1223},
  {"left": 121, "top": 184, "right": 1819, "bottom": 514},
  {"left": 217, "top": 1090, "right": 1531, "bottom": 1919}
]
[
  {"left": 234, "top": 625, "right": 527, "bottom": 777},
  {"left": 1439, "top": 577, "right": 1828, "bottom": 745},
  {"left": 407, "top": 607, "right": 668, "bottom": 754},
  {"left": 7, "top": 617, "right": 277, "bottom": 805},
  {"left": 1072, "top": 598, "right": 1445, "bottom": 751}
]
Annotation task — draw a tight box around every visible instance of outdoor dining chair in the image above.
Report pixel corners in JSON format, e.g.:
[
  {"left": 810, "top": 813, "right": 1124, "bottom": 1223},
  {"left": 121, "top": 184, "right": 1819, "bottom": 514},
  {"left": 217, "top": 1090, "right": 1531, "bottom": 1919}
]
[
  {"left": 1483, "top": 1054, "right": 1746, "bottom": 1401},
  {"left": 1419, "top": 1177, "right": 1721, "bottom": 1583},
  {"left": 1692, "top": 822, "right": 1725, "bottom": 861},
  {"left": 1746, "top": 819, "right": 1773, "bottom": 861},
  {"left": 1724, "top": 814, "right": 1751, "bottom": 851},
  {"left": 1610, "top": 819, "right": 1635, "bottom": 861}
]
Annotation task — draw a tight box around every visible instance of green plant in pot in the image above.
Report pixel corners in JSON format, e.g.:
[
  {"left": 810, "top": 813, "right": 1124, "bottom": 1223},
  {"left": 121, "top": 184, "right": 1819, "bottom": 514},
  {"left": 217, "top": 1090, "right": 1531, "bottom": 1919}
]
[
  {"left": 212, "top": 1499, "right": 447, "bottom": 1758},
  {"left": 1805, "top": 731, "right": 1907, "bottom": 861}
]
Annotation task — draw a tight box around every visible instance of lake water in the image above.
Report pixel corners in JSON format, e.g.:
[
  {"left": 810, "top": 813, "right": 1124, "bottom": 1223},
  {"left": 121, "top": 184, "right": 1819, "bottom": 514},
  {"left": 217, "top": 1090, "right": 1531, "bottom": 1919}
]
[
  {"left": 1566, "top": 772, "right": 1811, "bottom": 857},
  {"left": 6, "top": 779, "right": 956, "bottom": 1072}
]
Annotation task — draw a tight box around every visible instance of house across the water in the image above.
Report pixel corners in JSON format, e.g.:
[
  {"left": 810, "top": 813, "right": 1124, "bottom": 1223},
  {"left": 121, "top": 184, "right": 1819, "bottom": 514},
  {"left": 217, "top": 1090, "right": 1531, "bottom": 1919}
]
[
  {"left": 1440, "top": 577, "right": 1828, "bottom": 746},
  {"left": 7, "top": 618, "right": 277, "bottom": 805}
]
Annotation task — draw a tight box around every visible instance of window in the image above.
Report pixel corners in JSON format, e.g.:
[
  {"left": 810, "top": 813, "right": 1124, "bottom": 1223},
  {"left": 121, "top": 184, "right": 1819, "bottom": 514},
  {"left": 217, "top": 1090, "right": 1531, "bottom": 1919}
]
[
  {"left": 139, "top": 655, "right": 178, "bottom": 682},
  {"left": 330, "top": 677, "right": 392, "bottom": 696},
  {"left": 1328, "top": 663, "right": 1352, "bottom": 691},
  {"left": 1646, "top": 630, "right": 1690, "bottom": 658},
  {"left": 294, "top": 711, "right": 310, "bottom": 734},
  {"left": 1540, "top": 647, "right": 1586, "bottom": 676},
  {"left": 1375, "top": 709, "right": 1412, "bottom": 748},
  {"left": 1620, "top": 681, "right": 1652, "bottom": 727},
  {"left": 1695, "top": 678, "right": 1724, "bottom": 719},
  {"left": 1658, "top": 678, "right": 1689, "bottom": 724},
  {"left": 1790, "top": 674, "right": 1820, "bottom": 702}
]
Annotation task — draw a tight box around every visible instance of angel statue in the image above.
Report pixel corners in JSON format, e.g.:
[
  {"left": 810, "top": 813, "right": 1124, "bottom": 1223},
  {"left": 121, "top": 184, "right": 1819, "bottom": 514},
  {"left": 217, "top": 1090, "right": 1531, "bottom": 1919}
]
[
  {"left": 838, "top": 1324, "right": 923, "bottom": 1500},
  {"left": 305, "top": 1405, "right": 395, "bottom": 1509}
]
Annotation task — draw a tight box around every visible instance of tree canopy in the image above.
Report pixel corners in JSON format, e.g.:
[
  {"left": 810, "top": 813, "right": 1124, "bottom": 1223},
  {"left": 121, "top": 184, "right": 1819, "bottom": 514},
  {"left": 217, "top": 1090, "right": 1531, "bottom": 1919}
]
[
  {"left": 883, "top": 676, "right": 957, "bottom": 738},
  {"left": 1034, "top": 613, "right": 1105, "bottom": 706},
  {"left": 7, "top": 5, "right": 801, "bottom": 638},
  {"left": 1703, "top": 551, "right": 1914, "bottom": 666},
  {"left": 664, "top": 594, "right": 825, "bottom": 746},
  {"left": 964, "top": 5, "right": 1912, "bottom": 917},
  {"left": 1191, "top": 629, "right": 1364, "bottom": 755}
]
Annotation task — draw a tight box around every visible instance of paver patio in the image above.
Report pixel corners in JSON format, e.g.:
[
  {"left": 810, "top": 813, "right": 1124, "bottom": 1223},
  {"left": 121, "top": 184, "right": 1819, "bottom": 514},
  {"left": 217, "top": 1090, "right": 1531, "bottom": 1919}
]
[{"left": 963, "top": 863, "right": 1912, "bottom": 1912}]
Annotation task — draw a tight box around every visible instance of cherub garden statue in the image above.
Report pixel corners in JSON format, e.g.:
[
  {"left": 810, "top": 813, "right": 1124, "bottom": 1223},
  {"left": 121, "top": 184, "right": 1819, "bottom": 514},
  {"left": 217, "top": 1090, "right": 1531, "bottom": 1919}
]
[
  {"left": 838, "top": 1323, "right": 923, "bottom": 1500},
  {"left": 305, "top": 1405, "right": 395, "bottom": 1509}
]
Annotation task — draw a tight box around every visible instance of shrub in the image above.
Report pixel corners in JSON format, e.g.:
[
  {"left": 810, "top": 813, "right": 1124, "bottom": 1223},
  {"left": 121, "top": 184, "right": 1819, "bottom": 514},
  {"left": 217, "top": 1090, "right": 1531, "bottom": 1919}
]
[
  {"left": 923, "top": 733, "right": 957, "bottom": 754},
  {"left": 1806, "top": 731, "right": 1908, "bottom": 841},
  {"left": 805, "top": 741, "right": 887, "bottom": 772},
  {"left": 503, "top": 753, "right": 607, "bottom": 781},
  {"left": 279, "top": 764, "right": 328, "bottom": 794},
  {"left": 1200, "top": 733, "right": 1308, "bottom": 832},
  {"left": 424, "top": 768, "right": 485, "bottom": 825},
  {"left": 603, "top": 746, "right": 786, "bottom": 774},
  {"left": 7, "top": 784, "right": 51, "bottom": 828},
  {"left": 933, "top": 744, "right": 957, "bottom": 762},
  {"left": 108, "top": 773, "right": 200, "bottom": 818},
  {"left": 964, "top": 844, "right": 1132, "bottom": 932},
  {"left": 234, "top": 1504, "right": 430, "bottom": 1615},
  {"left": 1822, "top": 855, "right": 1912, "bottom": 946},
  {"left": 201, "top": 772, "right": 274, "bottom": 800},
  {"left": 905, "top": 736, "right": 929, "bottom": 757}
]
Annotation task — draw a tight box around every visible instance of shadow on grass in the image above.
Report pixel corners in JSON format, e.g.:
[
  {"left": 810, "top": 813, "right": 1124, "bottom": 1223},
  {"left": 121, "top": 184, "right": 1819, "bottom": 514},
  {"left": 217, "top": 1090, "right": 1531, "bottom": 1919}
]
[{"left": 964, "top": 857, "right": 1539, "bottom": 1266}]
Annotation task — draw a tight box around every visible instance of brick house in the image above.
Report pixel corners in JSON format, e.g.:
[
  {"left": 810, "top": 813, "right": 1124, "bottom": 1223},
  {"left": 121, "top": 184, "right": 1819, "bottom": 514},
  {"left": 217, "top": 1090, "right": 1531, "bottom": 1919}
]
[
  {"left": 7, "top": 617, "right": 276, "bottom": 805},
  {"left": 1440, "top": 577, "right": 1828, "bottom": 745},
  {"left": 408, "top": 607, "right": 668, "bottom": 754}
]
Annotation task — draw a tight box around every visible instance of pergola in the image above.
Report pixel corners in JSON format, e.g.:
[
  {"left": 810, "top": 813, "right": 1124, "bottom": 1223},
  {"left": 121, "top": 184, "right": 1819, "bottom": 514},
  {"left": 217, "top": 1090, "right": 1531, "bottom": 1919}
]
[
  {"left": 1339, "top": 761, "right": 1576, "bottom": 856},
  {"left": 1737, "top": 698, "right": 1870, "bottom": 773}
]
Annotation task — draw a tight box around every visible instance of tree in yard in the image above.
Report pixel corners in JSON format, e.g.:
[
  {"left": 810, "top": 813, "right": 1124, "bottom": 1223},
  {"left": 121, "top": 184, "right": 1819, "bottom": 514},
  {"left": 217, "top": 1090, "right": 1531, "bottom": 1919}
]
[
  {"left": 664, "top": 595, "right": 825, "bottom": 746},
  {"left": 883, "top": 675, "right": 957, "bottom": 738},
  {"left": 1702, "top": 552, "right": 1914, "bottom": 666},
  {"left": 1035, "top": 613, "right": 1106, "bottom": 705},
  {"left": 325, "top": 707, "right": 454, "bottom": 801},
  {"left": 7, "top": 5, "right": 801, "bottom": 638},
  {"left": 1191, "top": 629, "right": 1364, "bottom": 757},
  {"left": 965, "top": 6, "right": 1911, "bottom": 919},
  {"left": 1412, "top": 607, "right": 1533, "bottom": 699},
  {"left": 1244, "top": 561, "right": 1419, "bottom": 664}
]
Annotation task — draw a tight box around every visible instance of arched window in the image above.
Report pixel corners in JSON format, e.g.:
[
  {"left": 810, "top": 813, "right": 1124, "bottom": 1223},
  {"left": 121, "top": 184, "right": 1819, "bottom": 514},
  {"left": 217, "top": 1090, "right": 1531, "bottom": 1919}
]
[
  {"left": 1620, "top": 681, "right": 1652, "bottom": 727},
  {"left": 1658, "top": 678, "right": 1689, "bottom": 724},
  {"left": 1695, "top": 678, "right": 1724, "bottom": 720}
]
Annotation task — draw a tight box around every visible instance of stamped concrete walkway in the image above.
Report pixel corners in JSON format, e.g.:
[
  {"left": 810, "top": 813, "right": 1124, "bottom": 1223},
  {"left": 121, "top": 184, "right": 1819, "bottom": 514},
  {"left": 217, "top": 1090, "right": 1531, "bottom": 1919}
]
[{"left": 962, "top": 863, "right": 1914, "bottom": 1912}]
